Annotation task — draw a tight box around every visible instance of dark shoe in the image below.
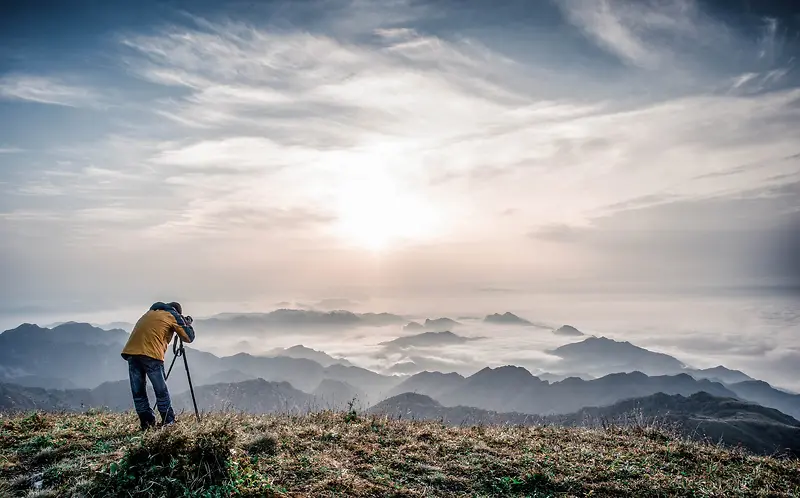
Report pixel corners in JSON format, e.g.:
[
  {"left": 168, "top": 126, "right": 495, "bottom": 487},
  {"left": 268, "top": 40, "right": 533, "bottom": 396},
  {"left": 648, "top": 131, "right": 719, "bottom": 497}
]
[
  {"left": 159, "top": 407, "right": 176, "bottom": 427},
  {"left": 138, "top": 411, "right": 157, "bottom": 431}
]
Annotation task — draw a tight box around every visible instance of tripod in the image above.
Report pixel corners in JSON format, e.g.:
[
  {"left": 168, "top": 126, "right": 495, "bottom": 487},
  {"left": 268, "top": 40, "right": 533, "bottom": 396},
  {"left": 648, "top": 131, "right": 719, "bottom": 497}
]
[{"left": 153, "top": 335, "right": 200, "bottom": 421}]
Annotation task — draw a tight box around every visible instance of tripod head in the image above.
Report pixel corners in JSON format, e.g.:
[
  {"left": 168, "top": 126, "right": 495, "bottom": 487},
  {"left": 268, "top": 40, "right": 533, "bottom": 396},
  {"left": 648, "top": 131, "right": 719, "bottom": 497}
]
[{"left": 171, "top": 335, "right": 185, "bottom": 356}]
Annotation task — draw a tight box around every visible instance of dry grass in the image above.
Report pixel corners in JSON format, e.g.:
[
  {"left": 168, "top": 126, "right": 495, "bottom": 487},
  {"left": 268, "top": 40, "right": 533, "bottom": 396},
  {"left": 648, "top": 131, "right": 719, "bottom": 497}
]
[{"left": 1, "top": 409, "right": 799, "bottom": 497}]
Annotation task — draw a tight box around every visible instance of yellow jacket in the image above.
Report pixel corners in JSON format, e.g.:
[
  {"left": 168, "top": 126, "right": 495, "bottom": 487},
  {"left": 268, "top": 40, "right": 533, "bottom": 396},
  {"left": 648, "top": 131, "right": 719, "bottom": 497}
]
[{"left": 121, "top": 302, "right": 195, "bottom": 361}]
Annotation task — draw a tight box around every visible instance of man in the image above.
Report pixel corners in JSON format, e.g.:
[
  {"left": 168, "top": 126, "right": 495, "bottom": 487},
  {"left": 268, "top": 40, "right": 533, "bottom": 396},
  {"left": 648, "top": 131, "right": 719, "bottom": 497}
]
[{"left": 121, "top": 301, "right": 195, "bottom": 430}]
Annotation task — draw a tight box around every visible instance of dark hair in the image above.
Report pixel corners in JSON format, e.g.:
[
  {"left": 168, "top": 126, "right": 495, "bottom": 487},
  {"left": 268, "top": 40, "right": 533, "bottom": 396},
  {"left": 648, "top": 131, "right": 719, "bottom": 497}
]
[{"left": 168, "top": 302, "right": 183, "bottom": 315}]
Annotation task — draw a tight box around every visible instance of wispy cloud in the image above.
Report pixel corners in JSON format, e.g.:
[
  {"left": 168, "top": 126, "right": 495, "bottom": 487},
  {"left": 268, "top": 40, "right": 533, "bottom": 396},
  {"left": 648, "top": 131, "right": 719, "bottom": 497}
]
[
  {"left": 143, "top": 203, "right": 335, "bottom": 240},
  {"left": 151, "top": 137, "right": 320, "bottom": 171},
  {"left": 556, "top": 0, "right": 783, "bottom": 78},
  {"left": 558, "top": 0, "right": 662, "bottom": 69},
  {"left": 729, "top": 68, "right": 793, "bottom": 94},
  {"left": 119, "top": 20, "right": 534, "bottom": 141},
  {"left": 0, "top": 147, "right": 23, "bottom": 154},
  {"left": 0, "top": 209, "right": 65, "bottom": 222},
  {"left": 0, "top": 74, "right": 99, "bottom": 107}
]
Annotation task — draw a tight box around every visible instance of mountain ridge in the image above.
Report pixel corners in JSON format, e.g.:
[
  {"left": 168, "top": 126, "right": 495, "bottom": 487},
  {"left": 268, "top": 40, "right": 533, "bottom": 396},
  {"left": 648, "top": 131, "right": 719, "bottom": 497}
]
[{"left": 1, "top": 320, "right": 797, "bottom": 423}]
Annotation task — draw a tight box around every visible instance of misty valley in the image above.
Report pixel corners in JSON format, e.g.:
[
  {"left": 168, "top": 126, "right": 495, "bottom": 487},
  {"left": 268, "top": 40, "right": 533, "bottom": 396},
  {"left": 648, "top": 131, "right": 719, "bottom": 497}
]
[{"left": 2, "top": 308, "right": 799, "bottom": 459}]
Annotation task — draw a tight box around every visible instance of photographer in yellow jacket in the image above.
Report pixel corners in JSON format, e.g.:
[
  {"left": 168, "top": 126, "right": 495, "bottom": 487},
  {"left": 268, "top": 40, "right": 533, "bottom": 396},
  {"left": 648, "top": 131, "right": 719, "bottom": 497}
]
[{"left": 121, "top": 301, "right": 195, "bottom": 430}]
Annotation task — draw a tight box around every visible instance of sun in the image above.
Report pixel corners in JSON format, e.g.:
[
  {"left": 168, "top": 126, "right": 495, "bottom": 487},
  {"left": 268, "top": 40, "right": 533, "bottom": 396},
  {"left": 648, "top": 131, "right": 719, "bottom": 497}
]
[{"left": 333, "top": 169, "right": 439, "bottom": 251}]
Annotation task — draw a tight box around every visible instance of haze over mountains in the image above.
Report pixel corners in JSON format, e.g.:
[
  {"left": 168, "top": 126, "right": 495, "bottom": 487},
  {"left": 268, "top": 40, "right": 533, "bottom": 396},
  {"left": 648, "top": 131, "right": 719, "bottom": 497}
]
[
  {"left": 2, "top": 307, "right": 800, "bottom": 458},
  {"left": 197, "top": 309, "right": 407, "bottom": 337},
  {"left": 264, "top": 345, "right": 354, "bottom": 367}
]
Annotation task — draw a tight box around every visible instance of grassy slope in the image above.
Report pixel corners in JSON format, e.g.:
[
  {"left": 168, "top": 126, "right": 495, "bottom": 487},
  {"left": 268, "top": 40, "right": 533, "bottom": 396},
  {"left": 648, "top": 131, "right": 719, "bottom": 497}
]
[{"left": 0, "top": 410, "right": 798, "bottom": 497}]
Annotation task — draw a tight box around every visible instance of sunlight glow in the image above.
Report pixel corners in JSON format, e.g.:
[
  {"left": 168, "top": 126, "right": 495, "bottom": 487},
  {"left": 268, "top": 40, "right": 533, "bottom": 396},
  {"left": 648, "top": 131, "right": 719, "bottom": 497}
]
[{"left": 333, "top": 168, "right": 440, "bottom": 251}]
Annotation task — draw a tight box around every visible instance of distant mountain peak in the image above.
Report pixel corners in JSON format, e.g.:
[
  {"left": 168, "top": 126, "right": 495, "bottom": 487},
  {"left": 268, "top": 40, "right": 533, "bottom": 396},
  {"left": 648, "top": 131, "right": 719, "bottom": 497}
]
[
  {"left": 553, "top": 325, "right": 584, "bottom": 336},
  {"left": 585, "top": 336, "right": 625, "bottom": 344},
  {"left": 391, "top": 392, "right": 441, "bottom": 405},
  {"left": 263, "top": 345, "right": 352, "bottom": 368},
  {"left": 596, "top": 370, "right": 649, "bottom": 381},
  {"left": 484, "top": 312, "right": 532, "bottom": 325},
  {"left": 284, "top": 345, "right": 321, "bottom": 353},
  {"left": 53, "top": 322, "right": 127, "bottom": 333},
  {"left": 469, "top": 365, "right": 535, "bottom": 383},
  {"left": 379, "top": 331, "right": 476, "bottom": 349},
  {"left": 687, "top": 365, "right": 754, "bottom": 384},
  {"left": 423, "top": 318, "right": 460, "bottom": 330},
  {"left": 427, "top": 330, "right": 456, "bottom": 338},
  {"left": 549, "top": 337, "right": 688, "bottom": 377},
  {"left": 229, "top": 352, "right": 253, "bottom": 359},
  {"left": 7, "top": 323, "right": 45, "bottom": 332},
  {"left": 1, "top": 322, "right": 128, "bottom": 349},
  {"left": 416, "top": 370, "right": 466, "bottom": 380},
  {"left": 371, "top": 392, "right": 443, "bottom": 412},
  {"left": 554, "top": 335, "right": 671, "bottom": 356}
]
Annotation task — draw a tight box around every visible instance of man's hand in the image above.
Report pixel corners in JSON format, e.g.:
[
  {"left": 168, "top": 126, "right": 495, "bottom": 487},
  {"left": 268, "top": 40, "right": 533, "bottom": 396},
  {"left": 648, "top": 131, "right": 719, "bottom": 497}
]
[{"left": 184, "top": 315, "right": 193, "bottom": 325}]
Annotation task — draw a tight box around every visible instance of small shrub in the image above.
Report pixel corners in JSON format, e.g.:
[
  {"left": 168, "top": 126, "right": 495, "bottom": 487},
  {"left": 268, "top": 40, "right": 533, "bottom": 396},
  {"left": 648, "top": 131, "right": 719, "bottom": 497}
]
[
  {"left": 484, "top": 472, "right": 563, "bottom": 495},
  {"left": 344, "top": 399, "right": 359, "bottom": 423},
  {"left": 320, "top": 431, "right": 341, "bottom": 443},
  {"left": 19, "top": 434, "right": 53, "bottom": 456},
  {"left": 90, "top": 420, "right": 237, "bottom": 496},
  {"left": 244, "top": 434, "right": 278, "bottom": 456},
  {"left": 19, "top": 412, "right": 50, "bottom": 432},
  {"left": 30, "top": 447, "right": 62, "bottom": 466}
]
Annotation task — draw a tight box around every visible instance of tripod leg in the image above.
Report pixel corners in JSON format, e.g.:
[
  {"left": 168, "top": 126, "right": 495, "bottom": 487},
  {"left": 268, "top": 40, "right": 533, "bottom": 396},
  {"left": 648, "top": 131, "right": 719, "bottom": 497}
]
[
  {"left": 182, "top": 347, "right": 200, "bottom": 421},
  {"left": 165, "top": 350, "right": 179, "bottom": 380}
]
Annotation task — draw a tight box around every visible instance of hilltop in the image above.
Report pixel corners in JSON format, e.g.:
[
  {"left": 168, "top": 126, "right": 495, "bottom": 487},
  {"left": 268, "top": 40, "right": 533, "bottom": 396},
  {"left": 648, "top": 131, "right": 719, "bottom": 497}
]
[
  {"left": 1, "top": 410, "right": 798, "bottom": 497},
  {"left": 370, "top": 391, "right": 800, "bottom": 457}
]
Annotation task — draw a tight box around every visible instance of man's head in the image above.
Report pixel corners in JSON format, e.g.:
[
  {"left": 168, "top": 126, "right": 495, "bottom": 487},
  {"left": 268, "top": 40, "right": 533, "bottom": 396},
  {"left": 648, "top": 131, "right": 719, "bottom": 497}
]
[{"left": 168, "top": 302, "right": 183, "bottom": 315}]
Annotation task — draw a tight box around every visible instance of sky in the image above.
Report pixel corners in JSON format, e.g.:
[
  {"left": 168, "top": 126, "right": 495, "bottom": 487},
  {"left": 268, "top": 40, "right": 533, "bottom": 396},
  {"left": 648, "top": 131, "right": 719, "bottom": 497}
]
[{"left": 1, "top": 0, "right": 799, "bottom": 321}]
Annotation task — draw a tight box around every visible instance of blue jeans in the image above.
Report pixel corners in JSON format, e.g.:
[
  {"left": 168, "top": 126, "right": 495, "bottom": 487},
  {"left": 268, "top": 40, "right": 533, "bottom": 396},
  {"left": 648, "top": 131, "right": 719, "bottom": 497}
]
[{"left": 127, "top": 355, "right": 175, "bottom": 428}]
